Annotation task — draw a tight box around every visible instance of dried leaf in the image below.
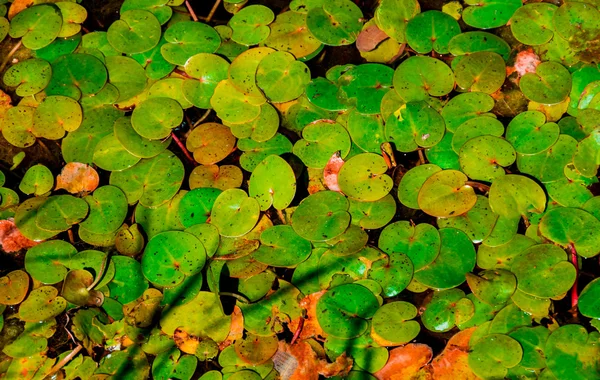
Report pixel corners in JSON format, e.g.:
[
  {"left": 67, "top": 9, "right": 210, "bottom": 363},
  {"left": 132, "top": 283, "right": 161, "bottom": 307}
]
[
  {"left": 323, "top": 152, "right": 344, "bottom": 192},
  {"left": 273, "top": 340, "right": 352, "bottom": 380},
  {"left": 357, "top": 24, "right": 390, "bottom": 52},
  {"left": 0, "top": 89, "right": 12, "bottom": 120},
  {"left": 507, "top": 48, "right": 541, "bottom": 78},
  {"left": 0, "top": 219, "right": 40, "bottom": 251},
  {"left": 219, "top": 305, "right": 244, "bottom": 350},
  {"left": 374, "top": 343, "right": 433, "bottom": 380},
  {"left": 289, "top": 291, "right": 326, "bottom": 340},
  {"left": 173, "top": 328, "right": 201, "bottom": 354},
  {"left": 56, "top": 163, "right": 99, "bottom": 194},
  {"left": 429, "top": 328, "right": 478, "bottom": 380}
]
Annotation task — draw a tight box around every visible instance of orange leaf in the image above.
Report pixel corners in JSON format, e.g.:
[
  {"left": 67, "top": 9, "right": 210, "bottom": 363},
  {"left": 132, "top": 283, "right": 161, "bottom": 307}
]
[
  {"left": 8, "top": 0, "right": 35, "bottom": 19},
  {"left": 0, "top": 219, "right": 39, "bottom": 252},
  {"left": 173, "top": 328, "right": 200, "bottom": 354},
  {"left": 0, "top": 89, "right": 12, "bottom": 120},
  {"left": 298, "top": 290, "right": 326, "bottom": 340},
  {"left": 55, "top": 163, "right": 99, "bottom": 194},
  {"left": 374, "top": 343, "right": 433, "bottom": 380},
  {"left": 323, "top": 152, "right": 344, "bottom": 192},
  {"left": 273, "top": 340, "right": 352, "bottom": 380},
  {"left": 356, "top": 24, "right": 390, "bottom": 52},
  {"left": 429, "top": 328, "right": 478, "bottom": 380},
  {"left": 219, "top": 305, "right": 244, "bottom": 350}
]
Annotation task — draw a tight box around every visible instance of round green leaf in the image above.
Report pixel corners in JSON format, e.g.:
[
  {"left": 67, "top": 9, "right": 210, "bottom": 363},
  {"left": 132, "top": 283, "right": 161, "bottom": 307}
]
[
  {"left": 253, "top": 225, "right": 311, "bottom": 267},
  {"left": 463, "top": 0, "right": 522, "bottom": 29},
  {"left": 19, "top": 286, "right": 66, "bottom": 322},
  {"left": 142, "top": 231, "right": 206, "bottom": 287},
  {"left": 161, "top": 21, "right": 220, "bottom": 66},
  {"left": 107, "top": 9, "right": 161, "bottom": 54},
  {"left": 413, "top": 228, "right": 476, "bottom": 289},
  {"left": 406, "top": 10, "right": 460, "bottom": 54},
  {"left": 393, "top": 56, "right": 454, "bottom": 102},
  {"left": 468, "top": 334, "right": 523, "bottom": 379},
  {"left": 454, "top": 52, "right": 505, "bottom": 94},
  {"left": 422, "top": 289, "right": 474, "bottom": 332},
  {"left": 545, "top": 324, "right": 600, "bottom": 379},
  {"left": 539, "top": 207, "right": 600, "bottom": 258},
  {"left": 25, "top": 240, "right": 76, "bottom": 284},
  {"left": 249, "top": 155, "right": 296, "bottom": 210},
  {"left": 511, "top": 244, "right": 576, "bottom": 298},
  {"left": 291, "top": 190, "right": 350, "bottom": 242},
  {"left": 306, "top": 0, "right": 363, "bottom": 46},
  {"left": 19, "top": 164, "right": 53, "bottom": 196},
  {"left": 398, "top": 164, "right": 442, "bottom": 209},
  {"left": 3, "top": 59, "right": 52, "bottom": 97},
  {"left": 338, "top": 153, "right": 392, "bottom": 202},
  {"left": 183, "top": 53, "right": 230, "bottom": 109},
  {"left": 385, "top": 101, "right": 446, "bottom": 152},
  {"left": 256, "top": 51, "right": 310, "bottom": 103},
  {"left": 459, "top": 136, "right": 516, "bottom": 182},
  {"left": 9, "top": 4, "right": 62, "bottom": 50},
  {"left": 316, "top": 283, "right": 379, "bottom": 339},
  {"left": 79, "top": 185, "right": 128, "bottom": 235},
  {"left": 229, "top": 5, "right": 274, "bottom": 46},
  {"left": 417, "top": 170, "right": 477, "bottom": 218},
  {"left": 520, "top": 61, "right": 571, "bottom": 104},
  {"left": 371, "top": 301, "right": 420, "bottom": 346},
  {"left": 210, "top": 189, "right": 260, "bottom": 237},
  {"left": 510, "top": 3, "right": 557, "bottom": 46}
]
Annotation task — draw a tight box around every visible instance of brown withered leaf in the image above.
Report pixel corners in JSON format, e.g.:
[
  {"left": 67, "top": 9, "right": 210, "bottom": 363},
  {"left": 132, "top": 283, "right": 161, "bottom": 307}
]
[
  {"left": 273, "top": 340, "right": 352, "bottom": 380},
  {"left": 374, "top": 343, "right": 433, "bottom": 380}
]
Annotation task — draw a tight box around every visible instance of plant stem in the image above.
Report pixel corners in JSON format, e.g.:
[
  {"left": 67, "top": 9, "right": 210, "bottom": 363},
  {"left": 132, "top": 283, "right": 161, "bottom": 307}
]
[
  {"left": 417, "top": 149, "right": 426, "bottom": 165},
  {"left": 219, "top": 292, "right": 250, "bottom": 304},
  {"left": 47, "top": 345, "right": 82, "bottom": 377},
  {"left": 276, "top": 209, "right": 286, "bottom": 225},
  {"left": 465, "top": 181, "right": 490, "bottom": 193},
  {"left": 87, "top": 254, "right": 108, "bottom": 291},
  {"left": 171, "top": 131, "right": 197, "bottom": 167},
  {"left": 193, "top": 109, "right": 212, "bottom": 127},
  {"left": 206, "top": 0, "right": 222, "bottom": 22},
  {"left": 185, "top": 0, "right": 198, "bottom": 21},
  {"left": 0, "top": 40, "right": 22, "bottom": 73},
  {"left": 570, "top": 243, "right": 579, "bottom": 308},
  {"left": 291, "top": 316, "right": 304, "bottom": 345}
]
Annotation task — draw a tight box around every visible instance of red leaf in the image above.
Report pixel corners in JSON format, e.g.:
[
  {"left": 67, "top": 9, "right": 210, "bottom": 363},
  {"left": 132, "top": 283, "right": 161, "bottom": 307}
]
[
  {"left": 0, "top": 219, "right": 39, "bottom": 252},
  {"left": 323, "top": 152, "right": 344, "bottom": 192},
  {"left": 356, "top": 24, "right": 390, "bottom": 52}
]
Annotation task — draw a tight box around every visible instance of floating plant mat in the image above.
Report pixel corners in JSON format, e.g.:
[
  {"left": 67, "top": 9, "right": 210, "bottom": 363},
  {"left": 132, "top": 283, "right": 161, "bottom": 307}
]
[{"left": 0, "top": 0, "right": 599, "bottom": 378}]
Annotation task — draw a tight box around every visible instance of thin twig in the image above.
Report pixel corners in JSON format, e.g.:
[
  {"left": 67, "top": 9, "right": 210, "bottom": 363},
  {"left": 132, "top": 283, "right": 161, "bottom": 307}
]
[
  {"left": 185, "top": 0, "right": 198, "bottom": 21},
  {"left": 171, "top": 131, "right": 197, "bottom": 167},
  {"left": 276, "top": 209, "right": 286, "bottom": 225},
  {"left": 219, "top": 292, "right": 250, "bottom": 304},
  {"left": 193, "top": 109, "right": 212, "bottom": 128},
  {"left": 570, "top": 243, "right": 579, "bottom": 308},
  {"left": 465, "top": 181, "right": 490, "bottom": 193},
  {"left": 417, "top": 149, "right": 426, "bottom": 165},
  {"left": 291, "top": 317, "right": 304, "bottom": 345},
  {"left": 0, "top": 40, "right": 22, "bottom": 73},
  {"left": 206, "top": 0, "right": 222, "bottom": 23},
  {"left": 47, "top": 345, "right": 82, "bottom": 377}
]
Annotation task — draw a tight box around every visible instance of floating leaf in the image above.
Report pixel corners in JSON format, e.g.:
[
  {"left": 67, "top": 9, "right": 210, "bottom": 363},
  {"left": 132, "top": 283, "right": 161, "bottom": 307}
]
[
  {"left": 229, "top": 5, "right": 274, "bottom": 46},
  {"left": 338, "top": 153, "right": 392, "bottom": 201},
  {"left": 462, "top": 0, "right": 521, "bottom": 29},
  {"left": 468, "top": 334, "right": 523, "bottom": 379},
  {"left": 9, "top": 4, "right": 62, "bottom": 49},
  {"left": 406, "top": 10, "right": 460, "bottom": 54},
  {"left": 393, "top": 56, "right": 454, "bottom": 102},
  {"left": 306, "top": 0, "right": 363, "bottom": 46},
  {"left": 539, "top": 207, "right": 600, "bottom": 258},
  {"left": 19, "top": 286, "right": 67, "bottom": 322},
  {"left": 19, "top": 164, "right": 53, "bottom": 196},
  {"left": 3, "top": 59, "right": 52, "bottom": 97},
  {"left": 186, "top": 123, "right": 235, "bottom": 165},
  {"left": 162, "top": 21, "right": 220, "bottom": 66},
  {"left": 417, "top": 170, "right": 477, "bottom": 218},
  {"left": 107, "top": 9, "right": 161, "bottom": 54},
  {"left": 291, "top": 190, "right": 350, "bottom": 242},
  {"left": 520, "top": 61, "right": 571, "bottom": 104},
  {"left": 210, "top": 189, "right": 260, "bottom": 237},
  {"left": 56, "top": 162, "right": 100, "bottom": 194},
  {"left": 385, "top": 101, "right": 446, "bottom": 152}
]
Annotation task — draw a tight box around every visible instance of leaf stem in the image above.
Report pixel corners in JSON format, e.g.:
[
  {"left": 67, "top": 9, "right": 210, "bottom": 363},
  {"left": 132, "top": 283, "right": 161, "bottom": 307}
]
[
  {"left": 86, "top": 253, "right": 108, "bottom": 291},
  {"left": 417, "top": 149, "right": 426, "bottom": 165},
  {"left": 47, "top": 345, "right": 82, "bottom": 377},
  {"left": 206, "top": 0, "right": 222, "bottom": 23},
  {"left": 219, "top": 292, "right": 250, "bottom": 304},
  {"left": 570, "top": 243, "right": 579, "bottom": 308},
  {"left": 185, "top": 0, "right": 198, "bottom": 21},
  {"left": 0, "top": 40, "right": 22, "bottom": 74},
  {"left": 193, "top": 109, "right": 212, "bottom": 128},
  {"left": 276, "top": 209, "right": 286, "bottom": 225},
  {"left": 171, "top": 131, "right": 197, "bottom": 167}
]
